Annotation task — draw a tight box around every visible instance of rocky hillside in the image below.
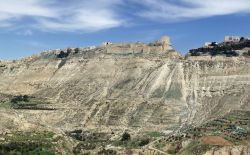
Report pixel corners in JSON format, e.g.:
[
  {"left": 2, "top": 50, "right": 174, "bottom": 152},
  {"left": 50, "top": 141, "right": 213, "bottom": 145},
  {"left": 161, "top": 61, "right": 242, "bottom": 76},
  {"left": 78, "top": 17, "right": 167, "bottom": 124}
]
[{"left": 0, "top": 40, "right": 249, "bottom": 154}]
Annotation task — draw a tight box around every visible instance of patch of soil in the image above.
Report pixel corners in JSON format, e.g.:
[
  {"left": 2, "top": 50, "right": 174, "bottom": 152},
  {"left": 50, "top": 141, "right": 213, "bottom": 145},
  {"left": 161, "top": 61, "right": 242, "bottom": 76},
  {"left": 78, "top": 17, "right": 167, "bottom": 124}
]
[
  {"left": 162, "top": 144, "right": 173, "bottom": 152},
  {"left": 200, "top": 136, "right": 233, "bottom": 146}
]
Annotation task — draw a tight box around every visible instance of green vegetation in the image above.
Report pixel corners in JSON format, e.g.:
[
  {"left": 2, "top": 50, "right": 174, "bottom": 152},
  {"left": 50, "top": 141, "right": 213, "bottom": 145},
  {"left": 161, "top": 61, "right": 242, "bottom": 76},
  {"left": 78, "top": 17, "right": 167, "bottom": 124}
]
[
  {"left": 113, "top": 138, "right": 150, "bottom": 148},
  {"left": 70, "top": 130, "right": 153, "bottom": 153},
  {"left": 10, "top": 95, "right": 29, "bottom": 103},
  {"left": 9, "top": 95, "right": 55, "bottom": 110},
  {"left": 57, "top": 50, "right": 70, "bottom": 59},
  {"left": 154, "top": 110, "right": 250, "bottom": 154},
  {"left": 145, "top": 131, "right": 163, "bottom": 138},
  {"left": 74, "top": 48, "right": 80, "bottom": 54},
  {"left": 58, "top": 59, "right": 67, "bottom": 69},
  {"left": 179, "top": 141, "right": 213, "bottom": 155},
  {"left": 121, "top": 132, "right": 131, "bottom": 141},
  {"left": 155, "top": 143, "right": 166, "bottom": 150},
  {"left": 0, "top": 142, "right": 55, "bottom": 155},
  {"left": 97, "top": 149, "right": 117, "bottom": 155},
  {"left": 112, "top": 132, "right": 150, "bottom": 149},
  {"left": 73, "top": 142, "right": 96, "bottom": 154},
  {"left": 0, "top": 132, "right": 56, "bottom": 155},
  {"left": 0, "top": 101, "right": 11, "bottom": 108},
  {"left": 69, "top": 130, "right": 113, "bottom": 154},
  {"left": 3, "top": 132, "right": 54, "bottom": 142},
  {"left": 181, "top": 110, "right": 250, "bottom": 145},
  {"left": 189, "top": 48, "right": 239, "bottom": 57},
  {"left": 0, "top": 95, "right": 56, "bottom": 110},
  {"left": 243, "top": 50, "right": 250, "bottom": 56},
  {"left": 189, "top": 40, "right": 250, "bottom": 57}
]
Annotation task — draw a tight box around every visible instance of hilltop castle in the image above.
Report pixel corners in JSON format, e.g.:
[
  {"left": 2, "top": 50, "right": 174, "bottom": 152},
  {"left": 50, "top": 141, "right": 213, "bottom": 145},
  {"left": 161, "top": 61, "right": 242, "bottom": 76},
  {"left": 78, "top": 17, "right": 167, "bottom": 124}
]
[{"left": 102, "top": 36, "right": 173, "bottom": 55}]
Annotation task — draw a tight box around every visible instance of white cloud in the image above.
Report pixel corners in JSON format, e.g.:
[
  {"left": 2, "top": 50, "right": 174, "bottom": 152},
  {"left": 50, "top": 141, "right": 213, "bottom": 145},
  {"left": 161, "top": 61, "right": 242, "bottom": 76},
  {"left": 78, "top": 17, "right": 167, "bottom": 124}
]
[
  {"left": 1, "top": 0, "right": 250, "bottom": 32},
  {"left": 0, "top": 0, "right": 57, "bottom": 20},
  {"left": 36, "top": 3, "right": 123, "bottom": 32},
  {"left": 0, "top": 0, "right": 124, "bottom": 32},
  {"left": 137, "top": 0, "right": 250, "bottom": 21}
]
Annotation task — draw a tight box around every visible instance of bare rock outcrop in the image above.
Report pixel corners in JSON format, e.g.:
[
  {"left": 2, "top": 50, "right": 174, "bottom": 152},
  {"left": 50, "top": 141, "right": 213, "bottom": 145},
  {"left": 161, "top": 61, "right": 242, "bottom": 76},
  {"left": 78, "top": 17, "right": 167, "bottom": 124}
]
[{"left": 0, "top": 37, "right": 249, "bottom": 135}]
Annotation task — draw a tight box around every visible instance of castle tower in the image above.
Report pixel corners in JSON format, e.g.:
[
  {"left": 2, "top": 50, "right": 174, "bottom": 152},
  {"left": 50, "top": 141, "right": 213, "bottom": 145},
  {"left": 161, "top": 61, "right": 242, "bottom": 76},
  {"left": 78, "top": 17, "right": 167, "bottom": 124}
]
[{"left": 159, "top": 36, "right": 172, "bottom": 51}]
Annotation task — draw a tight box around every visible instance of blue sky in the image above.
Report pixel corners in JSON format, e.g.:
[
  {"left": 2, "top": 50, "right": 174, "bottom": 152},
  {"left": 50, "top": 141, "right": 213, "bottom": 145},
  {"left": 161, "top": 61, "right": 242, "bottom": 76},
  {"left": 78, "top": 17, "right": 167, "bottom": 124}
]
[{"left": 1, "top": 0, "right": 250, "bottom": 59}]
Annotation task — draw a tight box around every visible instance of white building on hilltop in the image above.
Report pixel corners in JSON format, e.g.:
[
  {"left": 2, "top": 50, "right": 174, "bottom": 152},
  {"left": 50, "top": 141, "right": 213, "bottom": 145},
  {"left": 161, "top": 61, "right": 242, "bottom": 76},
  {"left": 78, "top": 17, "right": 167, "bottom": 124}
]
[{"left": 224, "top": 36, "right": 241, "bottom": 43}]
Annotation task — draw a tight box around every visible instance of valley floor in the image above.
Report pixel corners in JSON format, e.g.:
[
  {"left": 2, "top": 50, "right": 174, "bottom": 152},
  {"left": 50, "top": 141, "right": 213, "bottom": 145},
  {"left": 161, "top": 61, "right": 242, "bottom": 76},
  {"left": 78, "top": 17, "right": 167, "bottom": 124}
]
[{"left": 0, "top": 110, "right": 249, "bottom": 155}]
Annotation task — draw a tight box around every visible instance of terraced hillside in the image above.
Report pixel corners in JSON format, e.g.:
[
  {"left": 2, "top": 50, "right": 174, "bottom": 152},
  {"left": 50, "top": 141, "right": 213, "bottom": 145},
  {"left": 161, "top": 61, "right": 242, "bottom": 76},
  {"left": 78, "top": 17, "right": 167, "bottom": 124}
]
[{"left": 151, "top": 110, "right": 250, "bottom": 155}]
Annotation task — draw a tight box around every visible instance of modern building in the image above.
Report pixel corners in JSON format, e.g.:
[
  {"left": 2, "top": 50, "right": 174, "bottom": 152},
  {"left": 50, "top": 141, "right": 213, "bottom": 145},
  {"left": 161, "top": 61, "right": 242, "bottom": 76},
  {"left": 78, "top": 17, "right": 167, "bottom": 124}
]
[
  {"left": 224, "top": 36, "right": 241, "bottom": 43},
  {"left": 246, "top": 37, "right": 250, "bottom": 40},
  {"left": 102, "top": 42, "right": 113, "bottom": 46},
  {"left": 204, "top": 42, "right": 218, "bottom": 48},
  {"left": 204, "top": 42, "right": 212, "bottom": 47}
]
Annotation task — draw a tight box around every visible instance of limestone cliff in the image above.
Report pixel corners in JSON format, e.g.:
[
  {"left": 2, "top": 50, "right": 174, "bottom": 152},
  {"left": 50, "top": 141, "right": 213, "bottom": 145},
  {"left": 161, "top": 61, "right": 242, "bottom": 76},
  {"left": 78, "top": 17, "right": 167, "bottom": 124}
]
[
  {"left": 0, "top": 41, "right": 249, "bottom": 154},
  {"left": 0, "top": 44, "right": 249, "bottom": 133}
]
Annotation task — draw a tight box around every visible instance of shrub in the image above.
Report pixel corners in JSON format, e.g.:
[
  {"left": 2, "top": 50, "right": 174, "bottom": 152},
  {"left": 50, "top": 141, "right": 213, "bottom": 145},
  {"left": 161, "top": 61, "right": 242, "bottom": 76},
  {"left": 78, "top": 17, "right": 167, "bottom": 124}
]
[
  {"left": 57, "top": 51, "right": 70, "bottom": 58},
  {"left": 189, "top": 41, "right": 250, "bottom": 57},
  {"left": 138, "top": 138, "right": 150, "bottom": 146},
  {"left": 243, "top": 50, "right": 250, "bottom": 57},
  {"left": 121, "top": 132, "right": 131, "bottom": 141},
  {"left": 75, "top": 48, "right": 80, "bottom": 54},
  {"left": 98, "top": 149, "right": 117, "bottom": 155},
  {"left": 11, "top": 95, "right": 30, "bottom": 104}
]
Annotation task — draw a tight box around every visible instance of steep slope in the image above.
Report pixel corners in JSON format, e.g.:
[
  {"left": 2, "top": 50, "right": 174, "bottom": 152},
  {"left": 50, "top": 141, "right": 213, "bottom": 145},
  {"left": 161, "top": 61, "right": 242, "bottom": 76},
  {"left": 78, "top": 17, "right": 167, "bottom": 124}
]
[
  {"left": 0, "top": 47, "right": 250, "bottom": 134},
  {"left": 184, "top": 58, "right": 250, "bottom": 125},
  {"left": 0, "top": 45, "right": 250, "bottom": 154},
  {"left": 0, "top": 47, "right": 187, "bottom": 133}
]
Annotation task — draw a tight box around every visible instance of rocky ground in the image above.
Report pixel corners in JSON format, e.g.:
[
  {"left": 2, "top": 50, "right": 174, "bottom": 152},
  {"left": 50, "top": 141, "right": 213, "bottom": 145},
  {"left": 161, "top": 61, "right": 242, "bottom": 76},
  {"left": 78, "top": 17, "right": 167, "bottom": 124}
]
[{"left": 0, "top": 45, "right": 249, "bottom": 154}]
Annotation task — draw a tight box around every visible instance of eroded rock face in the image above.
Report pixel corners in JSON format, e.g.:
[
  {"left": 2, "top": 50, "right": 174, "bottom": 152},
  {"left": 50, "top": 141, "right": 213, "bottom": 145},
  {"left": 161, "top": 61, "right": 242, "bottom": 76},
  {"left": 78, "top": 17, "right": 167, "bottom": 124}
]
[
  {"left": 0, "top": 47, "right": 249, "bottom": 134},
  {"left": 203, "top": 146, "right": 250, "bottom": 155}
]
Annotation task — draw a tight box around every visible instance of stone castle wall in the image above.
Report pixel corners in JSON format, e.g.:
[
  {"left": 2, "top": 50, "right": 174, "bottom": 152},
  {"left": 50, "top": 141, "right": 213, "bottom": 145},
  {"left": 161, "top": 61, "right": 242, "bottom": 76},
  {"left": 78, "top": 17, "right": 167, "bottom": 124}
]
[{"left": 104, "top": 36, "right": 173, "bottom": 55}]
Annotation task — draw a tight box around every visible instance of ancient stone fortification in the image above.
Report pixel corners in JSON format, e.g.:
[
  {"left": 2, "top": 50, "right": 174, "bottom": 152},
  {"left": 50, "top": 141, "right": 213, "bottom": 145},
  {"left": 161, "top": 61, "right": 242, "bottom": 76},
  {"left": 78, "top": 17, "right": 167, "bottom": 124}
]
[{"left": 102, "top": 36, "right": 173, "bottom": 55}]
